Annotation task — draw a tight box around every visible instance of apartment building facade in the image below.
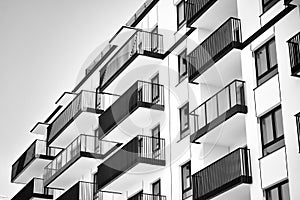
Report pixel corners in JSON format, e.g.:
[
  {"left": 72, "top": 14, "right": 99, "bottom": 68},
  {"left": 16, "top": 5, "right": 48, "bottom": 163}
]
[{"left": 10, "top": 0, "right": 300, "bottom": 200}]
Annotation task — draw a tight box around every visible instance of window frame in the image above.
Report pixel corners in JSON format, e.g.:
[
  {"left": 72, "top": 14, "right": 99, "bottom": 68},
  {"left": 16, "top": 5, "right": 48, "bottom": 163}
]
[
  {"left": 254, "top": 38, "right": 278, "bottom": 86},
  {"left": 177, "top": 0, "right": 186, "bottom": 30},
  {"left": 151, "top": 73, "right": 160, "bottom": 103},
  {"left": 260, "top": 106, "right": 285, "bottom": 156},
  {"left": 151, "top": 25, "right": 159, "bottom": 52},
  {"left": 181, "top": 161, "right": 192, "bottom": 199},
  {"left": 178, "top": 49, "right": 188, "bottom": 82},
  {"left": 179, "top": 102, "right": 189, "bottom": 138},
  {"left": 152, "top": 179, "right": 161, "bottom": 196},
  {"left": 265, "top": 180, "right": 290, "bottom": 200},
  {"left": 152, "top": 124, "right": 161, "bottom": 152}
]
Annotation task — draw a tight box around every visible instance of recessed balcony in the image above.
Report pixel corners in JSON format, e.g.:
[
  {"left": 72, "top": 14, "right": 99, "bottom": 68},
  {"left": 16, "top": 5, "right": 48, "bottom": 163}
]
[
  {"left": 47, "top": 90, "right": 101, "bottom": 148},
  {"left": 186, "top": 0, "right": 238, "bottom": 29},
  {"left": 99, "top": 29, "right": 164, "bottom": 92},
  {"left": 190, "top": 80, "right": 247, "bottom": 144},
  {"left": 187, "top": 18, "right": 242, "bottom": 84},
  {"left": 56, "top": 181, "right": 123, "bottom": 200},
  {"left": 11, "top": 178, "right": 63, "bottom": 200},
  {"left": 126, "top": 0, "right": 159, "bottom": 27},
  {"left": 97, "top": 81, "right": 165, "bottom": 142},
  {"left": 44, "top": 135, "right": 120, "bottom": 188},
  {"left": 11, "top": 140, "right": 61, "bottom": 183},
  {"left": 97, "top": 135, "right": 165, "bottom": 191},
  {"left": 192, "top": 148, "right": 252, "bottom": 200},
  {"left": 287, "top": 32, "right": 300, "bottom": 77}
]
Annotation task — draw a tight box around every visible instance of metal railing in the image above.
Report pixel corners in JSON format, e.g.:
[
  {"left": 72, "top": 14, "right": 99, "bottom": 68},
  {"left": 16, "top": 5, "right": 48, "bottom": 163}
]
[
  {"left": 48, "top": 90, "right": 97, "bottom": 144},
  {"left": 99, "top": 30, "right": 164, "bottom": 90},
  {"left": 98, "top": 81, "right": 164, "bottom": 137},
  {"left": 95, "top": 89, "right": 120, "bottom": 110},
  {"left": 44, "top": 135, "right": 119, "bottom": 184},
  {"left": 287, "top": 32, "right": 300, "bottom": 75},
  {"left": 128, "top": 193, "right": 167, "bottom": 200},
  {"left": 12, "top": 178, "right": 63, "bottom": 200},
  {"left": 85, "top": 44, "right": 113, "bottom": 75},
  {"left": 97, "top": 135, "right": 165, "bottom": 189},
  {"left": 11, "top": 140, "right": 61, "bottom": 182},
  {"left": 188, "top": 18, "right": 242, "bottom": 81},
  {"left": 190, "top": 80, "right": 245, "bottom": 135},
  {"left": 192, "top": 148, "right": 252, "bottom": 200},
  {"left": 126, "top": 0, "right": 159, "bottom": 27},
  {"left": 56, "top": 181, "right": 122, "bottom": 200},
  {"left": 186, "top": 0, "right": 214, "bottom": 25}
]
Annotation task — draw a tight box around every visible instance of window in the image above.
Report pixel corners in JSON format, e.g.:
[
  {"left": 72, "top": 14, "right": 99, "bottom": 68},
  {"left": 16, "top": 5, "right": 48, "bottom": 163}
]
[
  {"left": 262, "top": 0, "right": 280, "bottom": 13},
  {"left": 266, "top": 180, "right": 290, "bottom": 200},
  {"left": 260, "top": 106, "right": 285, "bottom": 156},
  {"left": 181, "top": 161, "right": 192, "bottom": 199},
  {"left": 151, "top": 26, "right": 159, "bottom": 52},
  {"left": 151, "top": 74, "right": 160, "bottom": 103},
  {"left": 152, "top": 125, "right": 160, "bottom": 152},
  {"left": 152, "top": 179, "right": 161, "bottom": 196},
  {"left": 179, "top": 103, "right": 189, "bottom": 138},
  {"left": 255, "top": 38, "right": 278, "bottom": 85},
  {"left": 178, "top": 49, "right": 187, "bottom": 82},
  {"left": 177, "top": 0, "right": 186, "bottom": 29}
]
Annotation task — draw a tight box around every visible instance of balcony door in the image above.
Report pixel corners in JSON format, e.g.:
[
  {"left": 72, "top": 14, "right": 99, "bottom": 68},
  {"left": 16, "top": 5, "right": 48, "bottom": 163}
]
[
  {"left": 151, "top": 74, "right": 160, "bottom": 103},
  {"left": 152, "top": 179, "right": 161, "bottom": 200},
  {"left": 151, "top": 26, "right": 159, "bottom": 52},
  {"left": 152, "top": 125, "right": 161, "bottom": 158}
]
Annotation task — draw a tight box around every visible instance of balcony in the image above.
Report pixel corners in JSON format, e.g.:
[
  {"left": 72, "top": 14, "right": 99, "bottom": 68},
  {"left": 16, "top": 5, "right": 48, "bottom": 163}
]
[
  {"left": 190, "top": 80, "right": 247, "bottom": 144},
  {"left": 47, "top": 90, "right": 101, "bottom": 147},
  {"left": 192, "top": 148, "right": 252, "bottom": 200},
  {"left": 11, "top": 178, "right": 63, "bottom": 200},
  {"left": 186, "top": 0, "right": 238, "bottom": 29},
  {"left": 287, "top": 32, "right": 300, "bottom": 77},
  {"left": 97, "top": 135, "right": 165, "bottom": 191},
  {"left": 11, "top": 140, "right": 61, "bottom": 183},
  {"left": 126, "top": 0, "right": 159, "bottom": 27},
  {"left": 188, "top": 18, "right": 242, "bottom": 84},
  {"left": 97, "top": 81, "right": 164, "bottom": 142},
  {"left": 99, "top": 30, "right": 164, "bottom": 92},
  {"left": 56, "top": 181, "right": 123, "bottom": 200},
  {"left": 44, "top": 135, "right": 120, "bottom": 188}
]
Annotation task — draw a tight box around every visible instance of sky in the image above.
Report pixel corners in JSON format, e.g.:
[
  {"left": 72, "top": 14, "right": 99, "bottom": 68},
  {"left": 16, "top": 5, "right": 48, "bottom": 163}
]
[{"left": 0, "top": 0, "right": 142, "bottom": 198}]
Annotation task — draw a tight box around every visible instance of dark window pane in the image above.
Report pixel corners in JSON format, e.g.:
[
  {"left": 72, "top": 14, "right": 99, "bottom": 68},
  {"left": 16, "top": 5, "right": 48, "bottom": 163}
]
[
  {"left": 178, "top": 50, "right": 187, "bottom": 79},
  {"left": 268, "top": 40, "right": 278, "bottom": 68},
  {"left": 180, "top": 103, "right": 189, "bottom": 133},
  {"left": 261, "top": 114, "right": 274, "bottom": 145},
  {"left": 256, "top": 46, "right": 268, "bottom": 77},
  {"left": 181, "top": 162, "right": 192, "bottom": 199},
  {"left": 274, "top": 108, "right": 284, "bottom": 138},
  {"left": 281, "top": 182, "right": 291, "bottom": 200},
  {"left": 177, "top": 1, "right": 185, "bottom": 27},
  {"left": 152, "top": 180, "right": 161, "bottom": 196}
]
